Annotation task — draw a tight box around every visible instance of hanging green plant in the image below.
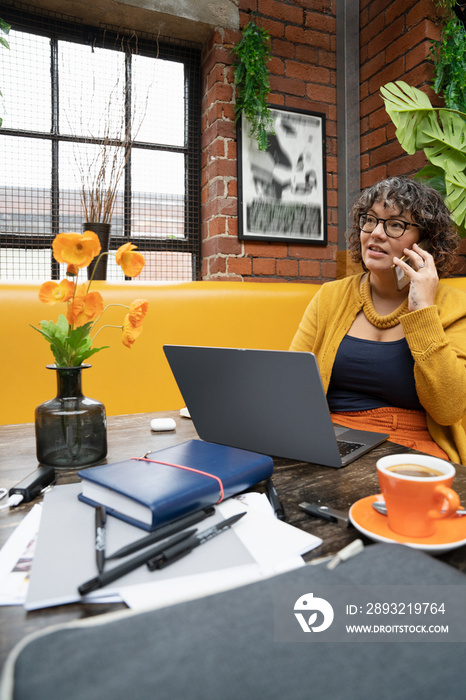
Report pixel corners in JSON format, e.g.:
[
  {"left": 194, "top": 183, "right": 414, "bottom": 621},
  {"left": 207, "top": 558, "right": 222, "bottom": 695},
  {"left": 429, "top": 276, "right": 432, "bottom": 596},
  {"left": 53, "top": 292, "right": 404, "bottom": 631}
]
[
  {"left": 434, "top": 0, "right": 456, "bottom": 9},
  {"left": 430, "top": 14, "right": 466, "bottom": 113},
  {"left": 232, "top": 19, "right": 274, "bottom": 151},
  {"left": 0, "top": 17, "right": 9, "bottom": 48}
]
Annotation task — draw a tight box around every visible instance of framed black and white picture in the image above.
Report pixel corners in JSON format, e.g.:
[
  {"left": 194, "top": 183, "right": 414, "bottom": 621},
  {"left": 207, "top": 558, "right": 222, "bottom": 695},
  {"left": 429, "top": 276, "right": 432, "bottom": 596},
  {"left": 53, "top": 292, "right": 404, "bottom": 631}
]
[{"left": 237, "top": 105, "right": 327, "bottom": 244}]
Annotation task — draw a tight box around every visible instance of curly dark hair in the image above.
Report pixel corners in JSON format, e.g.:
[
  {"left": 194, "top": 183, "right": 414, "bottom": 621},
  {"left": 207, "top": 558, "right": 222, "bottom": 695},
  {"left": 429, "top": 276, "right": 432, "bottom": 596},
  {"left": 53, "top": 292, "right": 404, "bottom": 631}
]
[{"left": 346, "top": 176, "right": 460, "bottom": 277}]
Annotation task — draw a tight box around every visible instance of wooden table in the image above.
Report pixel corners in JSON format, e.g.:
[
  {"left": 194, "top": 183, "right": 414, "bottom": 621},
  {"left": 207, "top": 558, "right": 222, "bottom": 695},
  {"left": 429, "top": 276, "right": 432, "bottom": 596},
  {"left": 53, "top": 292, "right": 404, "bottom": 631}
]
[{"left": 2, "top": 411, "right": 466, "bottom": 669}]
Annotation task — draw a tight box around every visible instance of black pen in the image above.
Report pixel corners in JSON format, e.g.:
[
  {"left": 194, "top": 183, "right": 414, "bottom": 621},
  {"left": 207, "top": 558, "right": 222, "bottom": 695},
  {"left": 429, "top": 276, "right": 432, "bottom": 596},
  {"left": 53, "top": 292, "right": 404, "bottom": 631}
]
[
  {"left": 95, "top": 506, "right": 106, "bottom": 574},
  {"left": 266, "top": 479, "right": 286, "bottom": 521},
  {"left": 147, "top": 512, "right": 246, "bottom": 571},
  {"left": 78, "top": 528, "right": 197, "bottom": 596},
  {"left": 106, "top": 506, "right": 216, "bottom": 560}
]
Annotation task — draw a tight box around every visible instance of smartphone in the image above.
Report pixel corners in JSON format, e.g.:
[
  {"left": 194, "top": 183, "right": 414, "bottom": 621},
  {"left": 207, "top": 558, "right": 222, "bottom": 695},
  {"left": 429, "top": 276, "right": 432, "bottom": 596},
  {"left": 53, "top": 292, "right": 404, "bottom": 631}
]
[{"left": 392, "top": 238, "right": 430, "bottom": 291}]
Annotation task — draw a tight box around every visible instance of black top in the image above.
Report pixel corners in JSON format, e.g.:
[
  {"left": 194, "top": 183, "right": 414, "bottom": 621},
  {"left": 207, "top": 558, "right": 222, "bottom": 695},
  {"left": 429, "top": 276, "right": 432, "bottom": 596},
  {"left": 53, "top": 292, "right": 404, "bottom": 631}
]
[{"left": 327, "top": 335, "right": 422, "bottom": 412}]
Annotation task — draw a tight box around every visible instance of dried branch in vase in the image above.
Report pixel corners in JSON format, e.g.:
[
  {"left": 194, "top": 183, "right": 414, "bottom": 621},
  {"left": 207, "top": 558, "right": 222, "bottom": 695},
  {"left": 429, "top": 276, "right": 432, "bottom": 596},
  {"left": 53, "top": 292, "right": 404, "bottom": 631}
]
[{"left": 71, "top": 64, "right": 149, "bottom": 225}]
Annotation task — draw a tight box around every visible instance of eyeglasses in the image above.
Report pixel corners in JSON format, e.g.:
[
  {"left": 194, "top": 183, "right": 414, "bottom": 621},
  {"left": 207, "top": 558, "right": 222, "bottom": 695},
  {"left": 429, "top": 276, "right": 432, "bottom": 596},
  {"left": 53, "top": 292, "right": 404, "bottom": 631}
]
[{"left": 359, "top": 214, "right": 421, "bottom": 239}]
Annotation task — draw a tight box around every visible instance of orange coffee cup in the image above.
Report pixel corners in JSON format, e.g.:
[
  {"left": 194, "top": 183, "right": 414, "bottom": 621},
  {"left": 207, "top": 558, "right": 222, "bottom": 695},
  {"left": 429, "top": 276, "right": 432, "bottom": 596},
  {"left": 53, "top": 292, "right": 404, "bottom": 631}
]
[{"left": 376, "top": 454, "right": 460, "bottom": 538}]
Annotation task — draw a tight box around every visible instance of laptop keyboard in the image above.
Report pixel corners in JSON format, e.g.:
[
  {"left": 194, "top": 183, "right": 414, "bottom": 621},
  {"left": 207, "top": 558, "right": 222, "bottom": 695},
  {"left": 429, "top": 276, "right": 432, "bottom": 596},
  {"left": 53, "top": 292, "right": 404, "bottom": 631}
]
[{"left": 337, "top": 440, "right": 364, "bottom": 457}]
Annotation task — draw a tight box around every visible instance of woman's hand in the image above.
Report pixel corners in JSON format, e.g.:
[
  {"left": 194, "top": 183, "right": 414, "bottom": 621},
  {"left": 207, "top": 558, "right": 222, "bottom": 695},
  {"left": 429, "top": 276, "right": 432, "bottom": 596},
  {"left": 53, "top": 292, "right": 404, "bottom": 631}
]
[{"left": 392, "top": 243, "right": 439, "bottom": 312}]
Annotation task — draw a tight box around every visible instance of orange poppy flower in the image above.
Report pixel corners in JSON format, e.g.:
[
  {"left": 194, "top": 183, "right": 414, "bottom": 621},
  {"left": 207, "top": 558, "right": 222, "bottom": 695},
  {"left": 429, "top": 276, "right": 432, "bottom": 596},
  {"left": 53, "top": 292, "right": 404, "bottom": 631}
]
[
  {"left": 39, "top": 279, "right": 75, "bottom": 305},
  {"left": 128, "top": 299, "right": 149, "bottom": 327},
  {"left": 122, "top": 314, "right": 143, "bottom": 348},
  {"left": 115, "top": 243, "right": 145, "bottom": 277},
  {"left": 53, "top": 231, "right": 101, "bottom": 269},
  {"left": 67, "top": 285, "right": 104, "bottom": 327},
  {"left": 66, "top": 264, "right": 79, "bottom": 277}
]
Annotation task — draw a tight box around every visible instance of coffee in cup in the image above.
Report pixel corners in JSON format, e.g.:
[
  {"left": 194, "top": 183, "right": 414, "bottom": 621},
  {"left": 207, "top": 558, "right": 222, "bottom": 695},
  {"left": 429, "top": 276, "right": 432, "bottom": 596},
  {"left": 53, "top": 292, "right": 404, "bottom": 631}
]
[
  {"left": 376, "top": 454, "right": 460, "bottom": 538},
  {"left": 385, "top": 464, "right": 444, "bottom": 478}
]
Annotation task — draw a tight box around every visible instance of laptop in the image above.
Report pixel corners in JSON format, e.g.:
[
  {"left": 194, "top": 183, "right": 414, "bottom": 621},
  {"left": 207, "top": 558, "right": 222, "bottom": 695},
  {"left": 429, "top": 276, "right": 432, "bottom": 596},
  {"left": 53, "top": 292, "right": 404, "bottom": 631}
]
[{"left": 163, "top": 345, "right": 389, "bottom": 468}]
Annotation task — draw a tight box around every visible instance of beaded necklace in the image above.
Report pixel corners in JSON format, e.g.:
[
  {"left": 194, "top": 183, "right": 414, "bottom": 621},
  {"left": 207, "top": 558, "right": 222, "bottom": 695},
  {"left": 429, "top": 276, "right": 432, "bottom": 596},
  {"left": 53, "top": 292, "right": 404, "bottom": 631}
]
[{"left": 360, "top": 276, "right": 409, "bottom": 329}]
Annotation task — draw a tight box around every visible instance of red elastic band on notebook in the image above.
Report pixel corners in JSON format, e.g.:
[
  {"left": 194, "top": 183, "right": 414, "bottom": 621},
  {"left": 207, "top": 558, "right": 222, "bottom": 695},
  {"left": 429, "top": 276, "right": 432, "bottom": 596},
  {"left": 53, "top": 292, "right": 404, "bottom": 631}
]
[{"left": 132, "top": 457, "right": 224, "bottom": 503}]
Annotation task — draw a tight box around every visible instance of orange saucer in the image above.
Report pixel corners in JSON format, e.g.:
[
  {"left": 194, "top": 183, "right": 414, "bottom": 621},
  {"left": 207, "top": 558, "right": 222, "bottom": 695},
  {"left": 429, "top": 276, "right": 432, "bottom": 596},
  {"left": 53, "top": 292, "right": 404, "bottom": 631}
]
[{"left": 349, "top": 495, "right": 466, "bottom": 555}]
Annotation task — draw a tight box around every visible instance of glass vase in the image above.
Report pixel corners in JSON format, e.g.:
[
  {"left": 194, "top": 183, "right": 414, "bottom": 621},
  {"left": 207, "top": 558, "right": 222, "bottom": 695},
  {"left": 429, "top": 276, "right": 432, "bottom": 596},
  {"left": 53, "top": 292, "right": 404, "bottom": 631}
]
[{"left": 35, "top": 364, "right": 107, "bottom": 470}]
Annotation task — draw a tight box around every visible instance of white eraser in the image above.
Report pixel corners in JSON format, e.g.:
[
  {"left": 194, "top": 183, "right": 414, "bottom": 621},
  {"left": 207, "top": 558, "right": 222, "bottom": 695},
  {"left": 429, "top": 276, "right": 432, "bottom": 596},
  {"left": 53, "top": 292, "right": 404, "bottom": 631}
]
[
  {"left": 150, "top": 418, "right": 176, "bottom": 432},
  {"left": 179, "top": 406, "right": 191, "bottom": 419}
]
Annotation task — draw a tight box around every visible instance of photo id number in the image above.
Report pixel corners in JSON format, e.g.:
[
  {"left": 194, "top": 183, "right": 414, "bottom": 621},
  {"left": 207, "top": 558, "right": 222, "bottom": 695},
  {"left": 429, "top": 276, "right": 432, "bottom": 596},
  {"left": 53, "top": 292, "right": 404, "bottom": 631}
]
[{"left": 347, "top": 602, "right": 446, "bottom": 615}]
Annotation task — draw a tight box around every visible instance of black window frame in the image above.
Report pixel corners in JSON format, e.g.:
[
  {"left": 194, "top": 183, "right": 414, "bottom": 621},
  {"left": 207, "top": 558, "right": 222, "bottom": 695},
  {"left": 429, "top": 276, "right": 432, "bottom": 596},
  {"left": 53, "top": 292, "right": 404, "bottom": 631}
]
[{"left": 0, "top": 3, "right": 202, "bottom": 280}]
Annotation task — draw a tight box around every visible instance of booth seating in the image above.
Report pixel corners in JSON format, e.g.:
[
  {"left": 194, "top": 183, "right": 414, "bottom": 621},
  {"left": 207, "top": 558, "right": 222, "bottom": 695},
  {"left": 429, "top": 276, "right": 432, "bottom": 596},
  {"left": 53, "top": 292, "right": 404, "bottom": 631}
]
[{"left": 1, "top": 278, "right": 466, "bottom": 426}]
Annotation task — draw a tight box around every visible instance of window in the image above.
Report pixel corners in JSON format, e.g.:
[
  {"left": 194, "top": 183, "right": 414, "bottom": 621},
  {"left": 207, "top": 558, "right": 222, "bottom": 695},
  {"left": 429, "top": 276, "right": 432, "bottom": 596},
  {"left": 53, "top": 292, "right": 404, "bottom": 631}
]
[{"left": 0, "top": 5, "right": 201, "bottom": 281}]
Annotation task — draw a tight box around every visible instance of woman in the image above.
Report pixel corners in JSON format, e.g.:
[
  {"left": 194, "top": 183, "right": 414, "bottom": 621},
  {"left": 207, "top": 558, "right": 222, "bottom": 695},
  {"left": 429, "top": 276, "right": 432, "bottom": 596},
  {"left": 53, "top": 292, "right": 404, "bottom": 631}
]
[{"left": 290, "top": 176, "right": 466, "bottom": 463}]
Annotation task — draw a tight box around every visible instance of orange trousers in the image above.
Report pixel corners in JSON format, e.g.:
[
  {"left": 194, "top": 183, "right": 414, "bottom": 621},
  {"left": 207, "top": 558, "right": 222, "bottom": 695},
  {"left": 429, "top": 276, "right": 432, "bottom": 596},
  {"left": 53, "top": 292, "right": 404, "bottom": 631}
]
[{"left": 330, "top": 406, "right": 449, "bottom": 460}]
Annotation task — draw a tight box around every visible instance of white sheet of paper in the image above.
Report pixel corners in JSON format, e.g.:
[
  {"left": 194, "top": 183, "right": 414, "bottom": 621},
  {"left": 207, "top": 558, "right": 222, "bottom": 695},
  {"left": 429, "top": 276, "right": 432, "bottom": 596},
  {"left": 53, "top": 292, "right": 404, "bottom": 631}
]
[{"left": 0, "top": 504, "right": 42, "bottom": 605}]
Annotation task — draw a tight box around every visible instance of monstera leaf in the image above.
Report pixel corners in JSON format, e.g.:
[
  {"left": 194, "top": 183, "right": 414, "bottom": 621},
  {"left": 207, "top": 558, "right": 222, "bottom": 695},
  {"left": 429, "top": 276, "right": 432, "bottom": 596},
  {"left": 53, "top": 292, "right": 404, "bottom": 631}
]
[
  {"left": 445, "top": 169, "right": 466, "bottom": 229},
  {"left": 381, "top": 80, "right": 466, "bottom": 235},
  {"left": 415, "top": 164, "right": 447, "bottom": 195},
  {"left": 420, "top": 109, "right": 466, "bottom": 172},
  {"left": 380, "top": 81, "right": 435, "bottom": 154}
]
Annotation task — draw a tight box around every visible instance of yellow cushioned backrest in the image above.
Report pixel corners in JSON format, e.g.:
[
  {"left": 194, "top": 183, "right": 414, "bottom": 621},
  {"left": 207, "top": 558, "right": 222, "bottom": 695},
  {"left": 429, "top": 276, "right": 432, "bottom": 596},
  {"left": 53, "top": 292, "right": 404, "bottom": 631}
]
[{"left": 0, "top": 281, "right": 318, "bottom": 424}]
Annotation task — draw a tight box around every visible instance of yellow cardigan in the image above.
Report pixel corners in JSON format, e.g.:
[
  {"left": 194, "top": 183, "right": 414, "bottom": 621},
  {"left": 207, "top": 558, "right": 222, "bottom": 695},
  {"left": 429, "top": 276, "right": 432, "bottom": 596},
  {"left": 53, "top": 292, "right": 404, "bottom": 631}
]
[{"left": 290, "top": 273, "right": 466, "bottom": 464}]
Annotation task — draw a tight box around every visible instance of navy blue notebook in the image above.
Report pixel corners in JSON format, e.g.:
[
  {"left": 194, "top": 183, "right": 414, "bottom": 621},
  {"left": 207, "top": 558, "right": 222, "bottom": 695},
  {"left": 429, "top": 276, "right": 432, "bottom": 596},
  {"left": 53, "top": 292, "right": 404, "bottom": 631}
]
[{"left": 78, "top": 439, "right": 274, "bottom": 531}]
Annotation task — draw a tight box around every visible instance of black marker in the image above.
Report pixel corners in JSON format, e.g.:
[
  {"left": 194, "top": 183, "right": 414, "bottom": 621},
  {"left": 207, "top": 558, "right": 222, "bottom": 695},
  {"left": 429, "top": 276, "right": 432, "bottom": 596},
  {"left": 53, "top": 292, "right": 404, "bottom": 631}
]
[
  {"left": 78, "top": 528, "right": 197, "bottom": 596},
  {"left": 106, "top": 506, "right": 215, "bottom": 560},
  {"left": 147, "top": 512, "right": 246, "bottom": 571},
  {"left": 266, "top": 479, "right": 286, "bottom": 521}
]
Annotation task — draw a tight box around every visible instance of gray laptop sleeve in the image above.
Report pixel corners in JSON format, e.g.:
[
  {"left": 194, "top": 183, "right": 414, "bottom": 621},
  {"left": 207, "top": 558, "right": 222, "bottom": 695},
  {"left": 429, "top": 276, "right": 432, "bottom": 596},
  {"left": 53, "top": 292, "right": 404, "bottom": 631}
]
[{"left": 2, "top": 543, "right": 465, "bottom": 700}]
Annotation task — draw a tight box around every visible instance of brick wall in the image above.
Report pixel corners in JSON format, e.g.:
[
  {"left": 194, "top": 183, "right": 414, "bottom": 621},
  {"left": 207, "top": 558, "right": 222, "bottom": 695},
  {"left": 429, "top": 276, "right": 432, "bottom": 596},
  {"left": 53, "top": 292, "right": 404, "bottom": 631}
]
[
  {"left": 200, "top": 0, "right": 463, "bottom": 282},
  {"left": 201, "top": 0, "right": 338, "bottom": 282}
]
